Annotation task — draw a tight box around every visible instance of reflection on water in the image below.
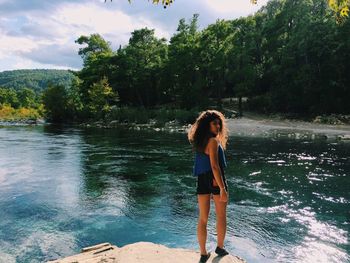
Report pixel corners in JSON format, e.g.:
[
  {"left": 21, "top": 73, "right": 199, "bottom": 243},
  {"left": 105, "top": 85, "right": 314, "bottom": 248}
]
[{"left": 0, "top": 125, "right": 349, "bottom": 263}]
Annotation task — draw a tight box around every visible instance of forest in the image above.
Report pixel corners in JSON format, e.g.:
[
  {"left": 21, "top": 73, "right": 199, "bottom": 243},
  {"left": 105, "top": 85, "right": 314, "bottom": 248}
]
[
  {"left": 0, "top": 69, "right": 74, "bottom": 93},
  {"left": 1, "top": 0, "right": 349, "bottom": 123},
  {"left": 0, "top": 69, "right": 74, "bottom": 121}
]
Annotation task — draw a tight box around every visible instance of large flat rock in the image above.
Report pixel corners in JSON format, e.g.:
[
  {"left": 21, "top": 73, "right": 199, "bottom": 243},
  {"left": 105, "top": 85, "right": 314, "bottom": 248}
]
[{"left": 47, "top": 241, "right": 246, "bottom": 263}]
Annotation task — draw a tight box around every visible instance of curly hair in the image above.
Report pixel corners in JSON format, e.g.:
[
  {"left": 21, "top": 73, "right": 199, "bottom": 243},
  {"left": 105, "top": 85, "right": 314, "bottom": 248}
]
[{"left": 187, "top": 109, "right": 229, "bottom": 153}]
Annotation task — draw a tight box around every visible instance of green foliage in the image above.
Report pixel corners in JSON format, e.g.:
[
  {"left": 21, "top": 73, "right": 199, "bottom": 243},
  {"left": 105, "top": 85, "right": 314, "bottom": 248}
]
[
  {"left": 86, "top": 76, "right": 119, "bottom": 119},
  {"left": 253, "top": 0, "right": 350, "bottom": 115},
  {"left": 74, "top": 34, "right": 115, "bottom": 109},
  {"left": 105, "top": 105, "right": 198, "bottom": 125},
  {"left": 66, "top": 77, "right": 84, "bottom": 120},
  {"left": 42, "top": 84, "right": 70, "bottom": 122},
  {"left": 0, "top": 86, "right": 44, "bottom": 120},
  {"left": 167, "top": 14, "right": 204, "bottom": 109},
  {"left": 13, "top": 0, "right": 349, "bottom": 123},
  {"left": 121, "top": 28, "right": 168, "bottom": 107},
  {"left": 199, "top": 19, "right": 235, "bottom": 108},
  {"left": 0, "top": 69, "right": 75, "bottom": 93},
  {"left": 0, "top": 86, "right": 42, "bottom": 109},
  {"left": 153, "top": 107, "right": 199, "bottom": 125},
  {"left": 328, "top": 0, "right": 350, "bottom": 23},
  {"left": 17, "top": 88, "right": 37, "bottom": 108},
  {"left": 106, "top": 106, "right": 150, "bottom": 124},
  {"left": 75, "top": 34, "right": 113, "bottom": 65},
  {"left": 0, "top": 104, "right": 41, "bottom": 121},
  {"left": 71, "top": 0, "right": 350, "bottom": 122},
  {"left": 0, "top": 87, "right": 20, "bottom": 108}
]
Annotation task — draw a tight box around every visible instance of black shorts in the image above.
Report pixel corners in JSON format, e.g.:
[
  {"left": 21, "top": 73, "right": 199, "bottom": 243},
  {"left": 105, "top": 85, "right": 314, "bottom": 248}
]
[{"left": 196, "top": 169, "right": 228, "bottom": 195}]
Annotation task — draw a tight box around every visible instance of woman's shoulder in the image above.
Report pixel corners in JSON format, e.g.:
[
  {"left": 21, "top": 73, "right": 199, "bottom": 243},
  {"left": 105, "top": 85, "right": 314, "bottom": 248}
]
[
  {"left": 208, "top": 137, "right": 223, "bottom": 148},
  {"left": 208, "top": 137, "right": 220, "bottom": 146},
  {"left": 208, "top": 138, "right": 226, "bottom": 152}
]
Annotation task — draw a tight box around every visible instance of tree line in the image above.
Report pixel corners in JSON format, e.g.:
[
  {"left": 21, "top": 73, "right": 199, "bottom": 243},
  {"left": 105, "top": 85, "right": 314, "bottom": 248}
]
[
  {"left": 0, "top": 69, "right": 74, "bottom": 121},
  {"left": 0, "top": 69, "right": 74, "bottom": 93},
  {"left": 38, "top": 0, "right": 350, "bottom": 122}
]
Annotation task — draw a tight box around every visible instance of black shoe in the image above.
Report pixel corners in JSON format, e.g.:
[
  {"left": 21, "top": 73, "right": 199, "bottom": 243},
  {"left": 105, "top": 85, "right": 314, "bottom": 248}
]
[
  {"left": 215, "top": 246, "right": 229, "bottom": 256},
  {"left": 199, "top": 251, "right": 211, "bottom": 263}
]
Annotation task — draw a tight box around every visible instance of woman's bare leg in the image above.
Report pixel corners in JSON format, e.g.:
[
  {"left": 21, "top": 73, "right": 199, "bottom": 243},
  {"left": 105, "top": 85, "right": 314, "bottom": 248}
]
[
  {"left": 212, "top": 194, "right": 227, "bottom": 248},
  {"left": 197, "top": 194, "right": 211, "bottom": 255}
]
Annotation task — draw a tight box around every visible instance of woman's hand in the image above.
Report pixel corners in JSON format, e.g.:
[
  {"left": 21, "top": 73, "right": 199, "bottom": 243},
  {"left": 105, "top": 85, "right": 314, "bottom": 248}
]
[{"left": 220, "top": 187, "right": 228, "bottom": 202}]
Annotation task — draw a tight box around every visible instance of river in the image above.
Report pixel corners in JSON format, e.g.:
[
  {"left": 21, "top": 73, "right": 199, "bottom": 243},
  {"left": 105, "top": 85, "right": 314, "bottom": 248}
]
[{"left": 0, "top": 124, "right": 349, "bottom": 263}]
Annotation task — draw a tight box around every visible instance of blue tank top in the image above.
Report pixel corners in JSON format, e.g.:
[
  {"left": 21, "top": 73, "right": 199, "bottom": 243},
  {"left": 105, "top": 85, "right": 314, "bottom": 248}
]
[{"left": 193, "top": 144, "right": 227, "bottom": 177}]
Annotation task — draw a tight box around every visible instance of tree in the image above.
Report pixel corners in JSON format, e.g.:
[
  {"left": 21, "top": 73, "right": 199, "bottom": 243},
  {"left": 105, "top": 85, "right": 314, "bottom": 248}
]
[
  {"left": 75, "top": 34, "right": 113, "bottom": 64},
  {"left": 74, "top": 34, "right": 115, "bottom": 108},
  {"left": 17, "top": 88, "right": 37, "bottom": 108},
  {"left": 0, "top": 87, "right": 20, "bottom": 108},
  {"left": 200, "top": 19, "right": 234, "bottom": 109},
  {"left": 86, "top": 76, "right": 119, "bottom": 119},
  {"left": 227, "top": 16, "right": 259, "bottom": 116},
  {"left": 121, "top": 28, "right": 168, "bottom": 107},
  {"left": 167, "top": 14, "right": 204, "bottom": 109},
  {"left": 42, "top": 84, "right": 69, "bottom": 122},
  {"left": 328, "top": 0, "right": 350, "bottom": 23},
  {"left": 66, "top": 77, "right": 84, "bottom": 120},
  {"left": 0, "top": 69, "right": 74, "bottom": 93},
  {"left": 71, "top": 0, "right": 350, "bottom": 121}
]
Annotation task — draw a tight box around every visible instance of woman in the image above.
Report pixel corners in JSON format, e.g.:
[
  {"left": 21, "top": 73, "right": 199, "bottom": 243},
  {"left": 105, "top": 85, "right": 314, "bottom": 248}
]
[{"left": 187, "top": 109, "right": 230, "bottom": 263}]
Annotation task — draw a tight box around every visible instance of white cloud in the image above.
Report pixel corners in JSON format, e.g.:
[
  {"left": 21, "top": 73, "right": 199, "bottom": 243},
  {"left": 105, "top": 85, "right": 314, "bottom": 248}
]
[
  {"left": 54, "top": 2, "right": 171, "bottom": 43},
  {"left": 19, "top": 43, "right": 83, "bottom": 69},
  {"left": 0, "top": 1, "right": 171, "bottom": 70},
  {"left": 0, "top": 55, "right": 72, "bottom": 73},
  {"left": 204, "top": 0, "right": 269, "bottom": 16},
  {"left": 0, "top": 0, "right": 273, "bottom": 71},
  {"left": 0, "top": 33, "right": 38, "bottom": 59}
]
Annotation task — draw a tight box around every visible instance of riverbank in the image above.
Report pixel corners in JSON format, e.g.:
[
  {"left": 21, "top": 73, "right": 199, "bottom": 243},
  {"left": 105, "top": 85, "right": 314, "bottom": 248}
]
[
  {"left": 0, "top": 118, "right": 45, "bottom": 126},
  {"left": 2, "top": 110, "right": 350, "bottom": 140},
  {"left": 228, "top": 111, "right": 350, "bottom": 140},
  {"left": 76, "top": 110, "right": 350, "bottom": 140},
  {"left": 47, "top": 241, "right": 246, "bottom": 263}
]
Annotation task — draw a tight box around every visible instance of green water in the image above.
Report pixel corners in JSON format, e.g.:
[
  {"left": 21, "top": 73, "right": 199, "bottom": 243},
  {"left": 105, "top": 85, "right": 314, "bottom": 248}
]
[{"left": 0, "top": 125, "right": 349, "bottom": 263}]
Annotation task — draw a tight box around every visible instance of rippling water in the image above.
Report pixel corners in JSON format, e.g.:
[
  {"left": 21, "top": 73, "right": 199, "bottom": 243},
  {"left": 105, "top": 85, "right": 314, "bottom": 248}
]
[{"left": 0, "top": 125, "right": 349, "bottom": 263}]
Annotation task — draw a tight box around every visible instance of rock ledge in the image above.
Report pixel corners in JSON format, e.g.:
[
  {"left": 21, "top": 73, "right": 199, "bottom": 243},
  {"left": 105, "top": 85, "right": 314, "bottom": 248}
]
[{"left": 47, "top": 241, "right": 246, "bottom": 263}]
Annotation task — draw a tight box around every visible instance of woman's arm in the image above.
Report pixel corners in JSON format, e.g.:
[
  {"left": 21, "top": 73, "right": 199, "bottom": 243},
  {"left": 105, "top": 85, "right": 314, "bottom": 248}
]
[{"left": 208, "top": 138, "right": 226, "bottom": 190}]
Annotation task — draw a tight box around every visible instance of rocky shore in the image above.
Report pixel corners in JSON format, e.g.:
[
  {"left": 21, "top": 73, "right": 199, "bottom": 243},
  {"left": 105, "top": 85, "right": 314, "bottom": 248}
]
[
  {"left": 2, "top": 111, "right": 350, "bottom": 140},
  {"left": 76, "top": 111, "right": 350, "bottom": 141},
  {"left": 226, "top": 111, "right": 350, "bottom": 140},
  {"left": 0, "top": 118, "right": 46, "bottom": 126},
  {"left": 47, "top": 241, "right": 246, "bottom": 263}
]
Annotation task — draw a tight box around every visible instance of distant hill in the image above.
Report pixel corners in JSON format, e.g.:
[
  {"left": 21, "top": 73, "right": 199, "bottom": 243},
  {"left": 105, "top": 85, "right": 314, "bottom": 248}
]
[{"left": 0, "top": 69, "right": 76, "bottom": 93}]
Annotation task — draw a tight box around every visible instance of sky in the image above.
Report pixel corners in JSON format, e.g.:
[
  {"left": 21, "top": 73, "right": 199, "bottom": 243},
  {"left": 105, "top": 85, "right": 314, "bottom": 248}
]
[{"left": 0, "top": 0, "right": 269, "bottom": 72}]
